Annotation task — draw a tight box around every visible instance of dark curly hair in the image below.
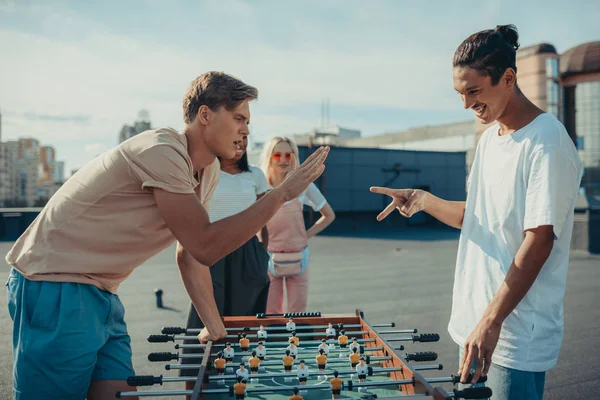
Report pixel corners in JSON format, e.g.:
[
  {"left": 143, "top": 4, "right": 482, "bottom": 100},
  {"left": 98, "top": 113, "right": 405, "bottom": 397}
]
[{"left": 453, "top": 25, "right": 520, "bottom": 85}]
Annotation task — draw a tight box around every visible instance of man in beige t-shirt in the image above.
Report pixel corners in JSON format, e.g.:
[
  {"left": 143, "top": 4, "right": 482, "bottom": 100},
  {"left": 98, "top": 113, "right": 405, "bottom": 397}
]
[{"left": 5, "top": 71, "right": 329, "bottom": 400}]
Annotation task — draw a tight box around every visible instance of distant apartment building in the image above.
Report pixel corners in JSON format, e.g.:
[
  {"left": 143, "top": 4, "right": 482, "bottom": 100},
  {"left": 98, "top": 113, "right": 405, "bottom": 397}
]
[
  {"left": 119, "top": 110, "right": 152, "bottom": 143},
  {"left": 0, "top": 138, "right": 67, "bottom": 206},
  {"left": 0, "top": 142, "right": 12, "bottom": 207}
]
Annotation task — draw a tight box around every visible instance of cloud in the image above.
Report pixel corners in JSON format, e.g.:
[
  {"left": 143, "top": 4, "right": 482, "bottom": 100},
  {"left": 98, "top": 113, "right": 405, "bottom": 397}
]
[
  {"left": 1, "top": 0, "right": 599, "bottom": 173},
  {"left": 22, "top": 112, "right": 90, "bottom": 123}
]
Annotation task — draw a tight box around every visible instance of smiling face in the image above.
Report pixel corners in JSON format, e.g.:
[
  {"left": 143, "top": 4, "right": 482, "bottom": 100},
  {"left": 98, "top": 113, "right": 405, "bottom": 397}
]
[
  {"left": 453, "top": 66, "right": 515, "bottom": 125},
  {"left": 231, "top": 135, "right": 248, "bottom": 162},
  {"left": 203, "top": 100, "right": 250, "bottom": 160},
  {"left": 270, "top": 141, "right": 294, "bottom": 175}
]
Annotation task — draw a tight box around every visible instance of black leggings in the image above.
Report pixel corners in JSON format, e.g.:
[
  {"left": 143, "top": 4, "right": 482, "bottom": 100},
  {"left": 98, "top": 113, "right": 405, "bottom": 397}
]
[{"left": 180, "top": 236, "right": 270, "bottom": 376}]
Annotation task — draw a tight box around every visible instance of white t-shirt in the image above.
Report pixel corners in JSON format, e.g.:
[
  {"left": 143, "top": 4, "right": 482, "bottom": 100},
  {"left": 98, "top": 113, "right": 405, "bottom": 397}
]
[
  {"left": 297, "top": 365, "right": 310, "bottom": 378},
  {"left": 287, "top": 345, "right": 298, "bottom": 356},
  {"left": 223, "top": 348, "right": 235, "bottom": 358},
  {"left": 236, "top": 368, "right": 249, "bottom": 380},
  {"left": 286, "top": 322, "right": 296, "bottom": 331},
  {"left": 318, "top": 343, "right": 330, "bottom": 355},
  {"left": 355, "top": 363, "right": 369, "bottom": 375},
  {"left": 255, "top": 346, "right": 266, "bottom": 358},
  {"left": 326, "top": 327, "right": 336, "bottom": 336},
  {"left": 349, "top": 342, "right": 360, "bottom": 352},
  {"left": 297, "top": 183, "right": 327, "bottom": 212},
  {"left": 209, "top": 166, "right": 269, "bottom": 222},
  {"left": 257, "top": 330, "right": 268, "bottom": 340},
  {"left": 448, "top": 113, "right": 583, "bottom": 372}
]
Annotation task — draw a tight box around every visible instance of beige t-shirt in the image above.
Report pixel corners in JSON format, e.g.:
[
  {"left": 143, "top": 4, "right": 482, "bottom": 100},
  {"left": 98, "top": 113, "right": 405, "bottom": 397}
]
[{"left": 5, "top": 128, "right": 220, "bottom": 293}]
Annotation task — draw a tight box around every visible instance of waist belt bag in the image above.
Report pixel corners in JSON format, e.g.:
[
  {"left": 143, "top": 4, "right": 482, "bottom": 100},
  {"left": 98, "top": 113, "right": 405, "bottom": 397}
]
[{"left": 268, "top": 251, "right": 307, "bottom": 277}]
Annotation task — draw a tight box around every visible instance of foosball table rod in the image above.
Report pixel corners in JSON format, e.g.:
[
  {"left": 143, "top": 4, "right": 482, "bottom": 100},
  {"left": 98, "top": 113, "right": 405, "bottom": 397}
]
[
  {"left": 173, "top": 344, "right": 397, "bottom": 354},
  {"left": 149, "top": 351, "right": 436, "bottom": 366},
  {"left": 166, "top": 363, "right": 441, "bottom": 381},
  {"left": 116, "top": 387, "right": 491, "bottom": 400},
  {"left": 336, "top": 386, "right": 492, "bottom": 400},
  {"left": 161, "top": 324, "right": 411, "bottom": 335},
  {"left": 162, "top": 319, "right": 398, "bottom": 334},
  {"left": 116, "top": 374, "right": 487, "bottom": 398},
  {"left": 225, "top": 329, "right": 375, "bottom": 339},
  {"left": 124, "top": 363, "right": 443, "bottom": 388},
  {"left": 149, "top": 352, "right": 394, "bottom": 365},
  {"left": 166, "top": 362, "right": 443, "bottom": 374},
  {"left": 148, "top": 333, "right": 440, "bottom": 346}
]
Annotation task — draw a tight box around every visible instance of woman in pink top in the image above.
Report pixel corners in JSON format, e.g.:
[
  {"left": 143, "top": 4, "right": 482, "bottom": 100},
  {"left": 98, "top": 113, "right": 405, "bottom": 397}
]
[{"left": 260, "top": 137, "right": 335, "bottom": 313}]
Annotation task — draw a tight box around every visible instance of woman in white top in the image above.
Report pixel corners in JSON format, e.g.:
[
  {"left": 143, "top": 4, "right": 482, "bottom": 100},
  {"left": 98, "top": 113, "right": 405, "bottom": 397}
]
[
  {"left": 182, "top": 136, "right": 270, "bottom": 380},
  {"left": 260, "top": 137, "right": 335, "bottom": 313}
]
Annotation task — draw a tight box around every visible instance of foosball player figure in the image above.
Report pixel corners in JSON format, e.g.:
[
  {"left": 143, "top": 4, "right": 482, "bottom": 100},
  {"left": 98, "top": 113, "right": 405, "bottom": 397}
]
[
  {"left": 286, "top": 317, "right": 296, "bottom": 332},
  {"left": 224, "top": 342, "right": 235, "bottom": 363},
  {"left": 316, "top": 348, "right": 328, "bottom": 372},
  {"left": 296, "top": 359, "right": 310, "bottom": 385},
  {"left": 318, "top": 338, "right": 330, "bottom": 355},
  {"left": 349, "top": 347, "right": 360, "bottom": 368},
  {"left": 283, "top": 350, "right": 294, "bottom": 373},
  {"left": 349, "top": 337, "right": 360, "bottom": 353},
  {"left": 330, "top": 370, "right": 343, "bottom": 400},
  {"left": 248, "top": 351, "right": 260, "bottom": 374},
  {"left": 289, "top": 387, "right": 303, "bottom": 400},
  {"left": 214, "top": 352, "right": 227, "bottom": 375},
  {"left": 355, "top": 357, "right": 368, "bottom": 382},
  {"left": 289, "top": 331, "right": 300, "bottom": 346},
  {"left": 236, "top": 362, "right": 249, "bottom": 381},
  {"left": 239, "top": 333, "right": 250, "bottom": 352},
  {"left": 325, "top": 322, "right": 336, "bottom": 339},
  {"left": 257, "top": 324, "right": 268, "bottom": 341},
  {"left": 287, "top": 339, "right": 299, "bottom": 359},
  {"left": 233, "top": 377, "right": 246, "bottom": 400},
  {"left": 255, "top": 341, "right": 267, "bottom": 360},
  {"left": 338, "top": 330, "right": 348, "bottom": 348}
]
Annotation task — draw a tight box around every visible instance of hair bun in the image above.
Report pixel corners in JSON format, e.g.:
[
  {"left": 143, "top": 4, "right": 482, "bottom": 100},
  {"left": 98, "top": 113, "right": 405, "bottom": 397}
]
[{"left": 495, "top": 24, "right": 520, "bottom": 50}]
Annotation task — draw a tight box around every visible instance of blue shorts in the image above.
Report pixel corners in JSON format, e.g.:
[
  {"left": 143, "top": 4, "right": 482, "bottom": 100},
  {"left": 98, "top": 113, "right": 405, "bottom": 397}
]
[{"left": 6, "top": 268, "right": 134, "bottom": 400}]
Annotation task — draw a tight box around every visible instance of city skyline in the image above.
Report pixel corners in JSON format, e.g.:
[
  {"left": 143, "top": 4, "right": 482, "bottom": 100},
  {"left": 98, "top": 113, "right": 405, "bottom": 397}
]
[{"left": 1, "top": 0, "right": 599, "bottom": 172}]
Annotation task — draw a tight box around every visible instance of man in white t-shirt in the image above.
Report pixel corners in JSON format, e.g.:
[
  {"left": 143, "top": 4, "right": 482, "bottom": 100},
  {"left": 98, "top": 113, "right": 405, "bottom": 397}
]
[{"left": 371, "top": 25, "right": 582, "bottom": 400}]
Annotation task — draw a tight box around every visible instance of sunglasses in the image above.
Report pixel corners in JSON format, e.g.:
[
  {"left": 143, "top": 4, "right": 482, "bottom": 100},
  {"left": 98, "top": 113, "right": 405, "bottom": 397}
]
[{"left": 272, "top": 153, "right": 292, "bottom": 162}]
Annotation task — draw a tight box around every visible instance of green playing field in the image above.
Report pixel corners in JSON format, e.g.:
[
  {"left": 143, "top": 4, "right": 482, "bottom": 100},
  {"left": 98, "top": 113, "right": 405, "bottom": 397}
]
[{"left": 204, "top": 344, "right": 408, "bottom": 400}]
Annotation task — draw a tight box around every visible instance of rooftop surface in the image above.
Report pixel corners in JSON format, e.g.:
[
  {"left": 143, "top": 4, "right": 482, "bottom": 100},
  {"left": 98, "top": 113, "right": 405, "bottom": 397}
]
[{"left": 1, "top": 229, "right": 598, "bottom": 399}]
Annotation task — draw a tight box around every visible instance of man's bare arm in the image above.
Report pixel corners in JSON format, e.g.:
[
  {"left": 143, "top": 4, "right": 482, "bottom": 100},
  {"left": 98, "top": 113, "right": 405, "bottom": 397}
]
[
  {"left": 176, "top": 244, "right": 226, "bottom": 339},
  {"left": 156, "top": 188, "right": 284, "bottom": 267},
  {"left": 459, "top": 225, "right": 554, "bottom": 383},
  {"left": 155, "top": 146, "right": 329, "bottom": 267},
  {"left": 422, "top": 193, "right": 466, "bottom": 230}
]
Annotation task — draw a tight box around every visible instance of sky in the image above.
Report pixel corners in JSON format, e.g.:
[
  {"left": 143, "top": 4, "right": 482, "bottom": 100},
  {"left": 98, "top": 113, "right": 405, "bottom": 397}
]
[{"left": 1, "top": 0, "right": 599, "bottom": 173}]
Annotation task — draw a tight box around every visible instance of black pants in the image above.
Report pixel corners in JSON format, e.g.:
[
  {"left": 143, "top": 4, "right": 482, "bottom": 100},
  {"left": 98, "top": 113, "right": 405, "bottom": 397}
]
[{"left": 180, "top": 236, "right": 270, "bottom": 376}]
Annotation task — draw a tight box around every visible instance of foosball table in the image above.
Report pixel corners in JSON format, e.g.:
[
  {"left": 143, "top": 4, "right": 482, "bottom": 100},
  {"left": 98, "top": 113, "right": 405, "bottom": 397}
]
[{"left": 117, "top": 310, "right": 491, "bottom": 399}]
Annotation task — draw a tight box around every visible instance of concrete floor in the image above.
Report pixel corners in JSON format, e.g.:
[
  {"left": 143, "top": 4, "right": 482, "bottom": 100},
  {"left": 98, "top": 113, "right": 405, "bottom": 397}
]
[{"left": 1, "top": 229, "right": 599, "bottom": 399}]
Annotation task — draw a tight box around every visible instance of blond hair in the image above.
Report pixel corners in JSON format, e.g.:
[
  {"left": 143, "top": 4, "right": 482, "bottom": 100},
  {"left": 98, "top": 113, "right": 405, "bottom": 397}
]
[{"left": 259, "top": 136, "right": 300, "bottom": 186}]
